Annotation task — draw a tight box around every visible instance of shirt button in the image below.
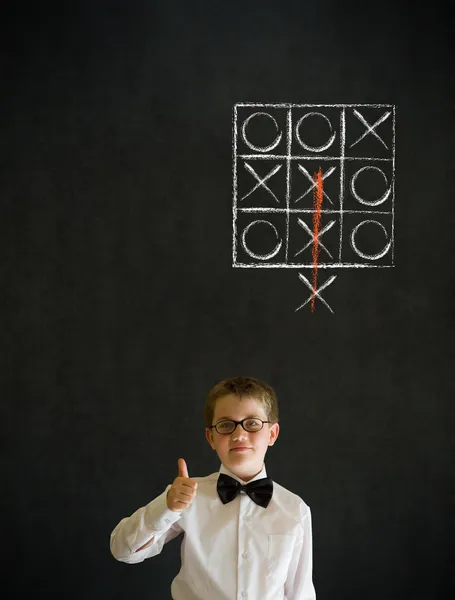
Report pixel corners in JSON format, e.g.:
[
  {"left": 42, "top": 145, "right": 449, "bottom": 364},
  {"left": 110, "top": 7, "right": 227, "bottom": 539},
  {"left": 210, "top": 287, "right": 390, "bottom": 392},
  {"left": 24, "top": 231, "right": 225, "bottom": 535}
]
[
  {"left": 241, "top": 592, "right": 248, "bottom": 599},
  {"left": 164, "top": 518, "right": 170, "bottom": 524},
  {"left": 242, "top": 551, "right": 249, "bottom": 559}
]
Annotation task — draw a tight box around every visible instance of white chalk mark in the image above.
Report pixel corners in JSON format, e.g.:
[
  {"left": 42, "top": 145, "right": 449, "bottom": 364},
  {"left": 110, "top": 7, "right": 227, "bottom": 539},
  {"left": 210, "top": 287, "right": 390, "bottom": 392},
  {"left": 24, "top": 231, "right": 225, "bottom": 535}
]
[
  {"left": 350, "top": 166, "right": 391, "bottom": 206},
  {"left": 296, "top": 273, "right": 337, "bottom": 313},
  {"left": 349, "top": 109, "right": 391, "bottom": 149},
  {"left": 232, "top": 106, "right": 238, "bottom": 266},
  {"left": 294, "top": 218, "right": 336, "bottom": 258},
  {"left": 239, "top": 207, "right": 391, "bottom": 215},
  {"left": 295, "top": 112, "right": 336, "bottom": 152},
  {"left": 241, "top": 162, "right": 282, "bottom": 203},
  {"left": 285, "top": 108, "right": 292, "bottom": 262},
  {"left": 239, "top": 154, "right": 392, "bottom": 161},
  {"left": 339, "top": 107, "right": 346, "bottom": 263},
  {"left": 241, "top": 220, "right": 283, "bottom": 261},
  {"left": 236, "top": 103, "right": 393, "bottom": 108},
  {"left": 391, "top": 105, "right": 396, "bottom": 265},
  {"left": 234, "top": 262, "right": 393, "bottom": 269},
  {"left": 241, "top": 112, "right": 283, "bottom": 153},
  {"left": 350, "top": 220, "right": 392, "bottom": 260},
  {"left": 295, "top": 164, "right": 336, "bottom": 205}
]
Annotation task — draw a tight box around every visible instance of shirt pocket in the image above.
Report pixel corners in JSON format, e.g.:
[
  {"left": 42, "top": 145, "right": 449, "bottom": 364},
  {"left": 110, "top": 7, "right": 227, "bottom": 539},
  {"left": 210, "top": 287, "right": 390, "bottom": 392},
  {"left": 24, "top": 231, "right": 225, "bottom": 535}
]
[{"left": 266, "top": 534, "right": 296, "bottom": 588}]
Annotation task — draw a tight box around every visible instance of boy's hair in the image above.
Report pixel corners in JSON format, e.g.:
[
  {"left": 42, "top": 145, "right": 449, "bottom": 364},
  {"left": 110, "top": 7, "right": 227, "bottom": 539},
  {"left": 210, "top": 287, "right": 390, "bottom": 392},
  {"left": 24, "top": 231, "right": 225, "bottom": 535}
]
[{"left": 204, "top": 376, "right": 279, "bottom": 428}]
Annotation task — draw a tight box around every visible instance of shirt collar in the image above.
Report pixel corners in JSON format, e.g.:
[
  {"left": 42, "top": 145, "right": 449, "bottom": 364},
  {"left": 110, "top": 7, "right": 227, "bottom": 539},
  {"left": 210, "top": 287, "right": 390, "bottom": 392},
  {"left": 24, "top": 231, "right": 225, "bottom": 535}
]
[{"left": 219, "top": 462, "right": 267, "bottom": 485}]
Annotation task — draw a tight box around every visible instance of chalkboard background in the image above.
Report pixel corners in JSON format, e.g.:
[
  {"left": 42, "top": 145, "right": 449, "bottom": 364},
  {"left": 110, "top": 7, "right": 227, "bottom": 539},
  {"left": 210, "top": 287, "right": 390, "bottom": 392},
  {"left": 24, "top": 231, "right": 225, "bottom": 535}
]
[{"left": 2, "top": 2, "right": 454, "bottom": 599}]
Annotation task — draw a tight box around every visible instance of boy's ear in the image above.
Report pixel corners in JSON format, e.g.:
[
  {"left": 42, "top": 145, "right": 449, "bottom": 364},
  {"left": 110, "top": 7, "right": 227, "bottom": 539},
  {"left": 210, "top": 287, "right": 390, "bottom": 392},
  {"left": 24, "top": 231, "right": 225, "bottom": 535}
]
[
  {"left": 268, "top": 422, "right": 280, "bottom": 446},
  {"left": 205, "top": 427, "right": 215, "bottom": 449}
]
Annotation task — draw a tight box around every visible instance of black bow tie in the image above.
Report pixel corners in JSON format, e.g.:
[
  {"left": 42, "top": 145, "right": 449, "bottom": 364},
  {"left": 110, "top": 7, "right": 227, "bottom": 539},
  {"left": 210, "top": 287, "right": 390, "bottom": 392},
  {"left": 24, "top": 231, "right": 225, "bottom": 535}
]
[{"left": 217, "top": 473, "right": 273, "bottom": 508}]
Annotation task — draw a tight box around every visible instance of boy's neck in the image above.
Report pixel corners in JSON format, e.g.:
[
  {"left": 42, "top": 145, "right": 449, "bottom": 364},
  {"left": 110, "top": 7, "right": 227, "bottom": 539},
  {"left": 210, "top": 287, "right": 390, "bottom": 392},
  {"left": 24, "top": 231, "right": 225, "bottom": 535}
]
[{"left": 221, "top": 462, "right": 265, "bottom": 483}]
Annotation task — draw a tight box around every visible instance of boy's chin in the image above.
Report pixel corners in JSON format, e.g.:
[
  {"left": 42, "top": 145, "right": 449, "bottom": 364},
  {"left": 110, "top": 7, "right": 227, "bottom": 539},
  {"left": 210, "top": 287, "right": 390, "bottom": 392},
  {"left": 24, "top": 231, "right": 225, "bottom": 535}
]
[{"left": 225, "top": 453, "right": 263, "bottom": 470}]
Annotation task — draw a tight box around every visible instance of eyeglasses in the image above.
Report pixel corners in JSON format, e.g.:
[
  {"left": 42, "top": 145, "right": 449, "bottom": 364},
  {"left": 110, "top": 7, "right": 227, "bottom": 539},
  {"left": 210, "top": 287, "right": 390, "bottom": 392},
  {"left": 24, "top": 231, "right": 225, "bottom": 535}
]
[{"left": 209, "top": 418, "right": 271, "bottom": 435}]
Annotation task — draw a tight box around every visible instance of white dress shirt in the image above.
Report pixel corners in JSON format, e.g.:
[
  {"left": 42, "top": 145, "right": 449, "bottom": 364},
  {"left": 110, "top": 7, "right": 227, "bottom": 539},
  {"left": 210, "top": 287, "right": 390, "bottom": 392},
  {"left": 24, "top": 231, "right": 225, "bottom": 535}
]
[{"left": 110, "top": 463, "right": 316, "bottom": 600}]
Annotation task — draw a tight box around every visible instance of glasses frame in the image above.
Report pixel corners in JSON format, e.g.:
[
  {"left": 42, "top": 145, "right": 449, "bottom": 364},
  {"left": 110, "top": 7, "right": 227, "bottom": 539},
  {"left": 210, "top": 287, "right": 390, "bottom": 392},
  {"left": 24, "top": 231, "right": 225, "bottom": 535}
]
[{"left": 209, "top": 418, "right": 272, "bottom": 435}]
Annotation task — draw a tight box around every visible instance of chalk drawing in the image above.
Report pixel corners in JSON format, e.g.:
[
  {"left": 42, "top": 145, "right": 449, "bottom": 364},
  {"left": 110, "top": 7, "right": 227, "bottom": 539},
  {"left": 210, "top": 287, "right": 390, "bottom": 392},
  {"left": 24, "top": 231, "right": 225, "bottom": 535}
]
[
  {"left": 241, "top": 163, "right": 282, "bottom": 203},
  {"left": 232, "top": 104, "right": 396, "bottom": 313},
  {"left": 294, "top": 218, "right": 335, "bottom": 260},
  {"left": 296, "top": 273, "right": 337, "bottom": 315},
  {"left": 295, "top": 165, "right": 336, "bottom": 205},
  {"left": 241, "top": 220, "right": 283, "bottom": 261}
]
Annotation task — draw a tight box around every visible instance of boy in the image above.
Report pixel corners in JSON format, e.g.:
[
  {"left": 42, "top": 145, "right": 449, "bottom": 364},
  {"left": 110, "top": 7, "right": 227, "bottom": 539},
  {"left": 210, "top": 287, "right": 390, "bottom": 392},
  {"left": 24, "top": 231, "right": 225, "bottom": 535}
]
[{"left": 110, "top": 376, "right": 316, "bottom": 600}]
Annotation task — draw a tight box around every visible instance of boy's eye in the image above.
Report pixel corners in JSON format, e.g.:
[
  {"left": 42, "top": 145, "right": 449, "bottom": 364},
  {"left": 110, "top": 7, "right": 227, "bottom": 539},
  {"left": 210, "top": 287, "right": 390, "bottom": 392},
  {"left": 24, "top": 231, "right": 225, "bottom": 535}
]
[
  {"left": 218, "top": 421, "right": 233, "bottom": 430},
  {"left": 245, "top": 419, "right": 261, "bottom": 429}
]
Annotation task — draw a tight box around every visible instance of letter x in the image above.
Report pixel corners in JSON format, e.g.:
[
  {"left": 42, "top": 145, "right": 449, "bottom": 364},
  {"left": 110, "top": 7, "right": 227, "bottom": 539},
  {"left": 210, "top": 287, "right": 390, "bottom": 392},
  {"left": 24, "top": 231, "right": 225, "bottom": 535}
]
[
  {"left": 294, "top": 218, "right": 336, "bottom": 259},
  {"left": 349, "top": 109, "right": 391, "bottom": 149},
  {"left": 241, "top": 162, "right": 282, "bottom": 203},
  {"left": 295, "top": 165, "right": 336, "bottom": 205},
  {"left": 295, "top": 273, "right": 337, "bottom": 314}
]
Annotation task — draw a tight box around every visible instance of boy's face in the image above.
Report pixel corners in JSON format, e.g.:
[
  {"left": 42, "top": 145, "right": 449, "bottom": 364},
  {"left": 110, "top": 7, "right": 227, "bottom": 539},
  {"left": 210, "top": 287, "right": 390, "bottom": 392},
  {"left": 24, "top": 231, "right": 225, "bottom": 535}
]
[{"left": 205, "top": 394, "right": 279, "bottom": 482}]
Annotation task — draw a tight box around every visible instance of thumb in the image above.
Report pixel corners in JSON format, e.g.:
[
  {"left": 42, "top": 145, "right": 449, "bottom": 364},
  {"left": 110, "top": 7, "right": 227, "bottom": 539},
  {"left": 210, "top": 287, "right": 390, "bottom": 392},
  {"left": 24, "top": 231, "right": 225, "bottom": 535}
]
[{"left": 178, "top": 458, "right": 189, "bottom": 479}]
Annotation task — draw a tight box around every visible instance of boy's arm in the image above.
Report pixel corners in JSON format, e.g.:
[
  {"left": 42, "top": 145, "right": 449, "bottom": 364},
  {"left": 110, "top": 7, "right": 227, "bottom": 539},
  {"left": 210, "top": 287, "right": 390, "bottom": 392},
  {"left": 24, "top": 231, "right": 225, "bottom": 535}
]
[
  {"left": 110, "top": 485, "right": 183, "bottom": 564},
  {"left": 284, "top": 503, "right": 316, "bottom": 600}
]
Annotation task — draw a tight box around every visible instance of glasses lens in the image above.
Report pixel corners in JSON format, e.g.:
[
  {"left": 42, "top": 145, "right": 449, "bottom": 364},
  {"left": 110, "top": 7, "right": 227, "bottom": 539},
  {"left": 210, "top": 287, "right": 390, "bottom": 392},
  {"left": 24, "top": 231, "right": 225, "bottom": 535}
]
[
  {"left": 244, "top": 419, "right": 263, "bottom": 432},
  {"left": 216, "top": 421, "right": 235, "bottom": 434}
]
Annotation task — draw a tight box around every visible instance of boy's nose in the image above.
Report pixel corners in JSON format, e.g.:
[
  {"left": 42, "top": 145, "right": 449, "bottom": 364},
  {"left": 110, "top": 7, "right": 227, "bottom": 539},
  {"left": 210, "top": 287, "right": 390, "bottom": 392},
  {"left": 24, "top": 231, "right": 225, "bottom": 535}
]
[{"left": 231, "top": 423, "right": 248, "bottom": 437}]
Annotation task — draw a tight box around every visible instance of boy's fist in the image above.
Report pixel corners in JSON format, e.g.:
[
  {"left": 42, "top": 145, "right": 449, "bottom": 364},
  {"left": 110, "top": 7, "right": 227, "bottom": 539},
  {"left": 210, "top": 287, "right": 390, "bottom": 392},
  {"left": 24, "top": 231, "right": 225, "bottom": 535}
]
[{"left": 166, "top": 458, "right": 198, "bottom": 512}]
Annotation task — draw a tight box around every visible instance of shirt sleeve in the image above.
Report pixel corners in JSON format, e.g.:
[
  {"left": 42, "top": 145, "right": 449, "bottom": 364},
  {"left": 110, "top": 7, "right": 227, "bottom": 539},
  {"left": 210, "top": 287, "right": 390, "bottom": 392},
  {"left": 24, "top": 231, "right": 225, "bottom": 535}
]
[
  {"left": 284, "top": 502, "right": 316, "bottom": 600},
  {"left": 110, "top": 485, "right": 183, "bottom": 564}
]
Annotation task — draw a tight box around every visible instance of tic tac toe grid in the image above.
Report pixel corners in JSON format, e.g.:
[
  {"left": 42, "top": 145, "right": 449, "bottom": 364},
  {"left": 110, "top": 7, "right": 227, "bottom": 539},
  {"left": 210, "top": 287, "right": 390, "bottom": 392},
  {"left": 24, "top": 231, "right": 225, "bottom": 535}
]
[{"left": 232, "top": 103, "right": 395, "bottom": 269}]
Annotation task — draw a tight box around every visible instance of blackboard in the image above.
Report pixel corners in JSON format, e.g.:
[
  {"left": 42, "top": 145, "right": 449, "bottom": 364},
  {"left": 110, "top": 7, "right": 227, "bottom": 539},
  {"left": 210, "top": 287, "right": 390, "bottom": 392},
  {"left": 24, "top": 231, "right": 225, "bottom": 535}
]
[{"left": 2, "top": 1, "right": 454, "bottom": 599}]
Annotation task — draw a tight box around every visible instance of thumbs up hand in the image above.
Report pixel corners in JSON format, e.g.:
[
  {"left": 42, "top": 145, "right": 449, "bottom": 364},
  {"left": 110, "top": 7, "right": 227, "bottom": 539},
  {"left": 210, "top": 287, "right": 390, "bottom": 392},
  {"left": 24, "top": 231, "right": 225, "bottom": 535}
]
[{"left": 166, "top": 458, "right": 198, "bottom": 512}]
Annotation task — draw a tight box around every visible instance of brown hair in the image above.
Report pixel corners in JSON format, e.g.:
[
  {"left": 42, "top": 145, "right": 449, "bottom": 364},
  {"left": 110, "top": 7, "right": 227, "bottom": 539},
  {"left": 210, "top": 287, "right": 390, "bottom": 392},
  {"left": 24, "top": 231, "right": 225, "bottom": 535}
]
[{"left": 204, "top": 376, "right": 279, "bottom": 428}]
